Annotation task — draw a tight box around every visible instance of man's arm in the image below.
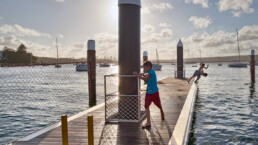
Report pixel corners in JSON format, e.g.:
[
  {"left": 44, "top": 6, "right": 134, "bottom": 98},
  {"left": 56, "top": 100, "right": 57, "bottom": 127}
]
[{"left": 204, "top": 64, "right": 209, "bottom": 69}]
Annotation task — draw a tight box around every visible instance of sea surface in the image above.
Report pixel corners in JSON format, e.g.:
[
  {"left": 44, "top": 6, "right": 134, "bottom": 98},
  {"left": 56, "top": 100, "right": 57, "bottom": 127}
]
[
  {"left": 189, "top": 64, "right": 258, "bottom": 145},
  {"left": 0, "top": 63, "right": 257, "bottom": 144}
]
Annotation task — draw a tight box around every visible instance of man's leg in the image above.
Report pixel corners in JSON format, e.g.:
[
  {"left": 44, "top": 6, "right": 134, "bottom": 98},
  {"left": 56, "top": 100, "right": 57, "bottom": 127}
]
[{"left": 188, "top": 76, "right": 194, "bottom": 83}]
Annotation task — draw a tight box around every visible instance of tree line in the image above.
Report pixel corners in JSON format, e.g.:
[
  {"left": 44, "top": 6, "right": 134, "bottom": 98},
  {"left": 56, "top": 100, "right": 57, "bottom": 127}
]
[{"left": 0, "top": 44, "right": 37, "bottom": 66}]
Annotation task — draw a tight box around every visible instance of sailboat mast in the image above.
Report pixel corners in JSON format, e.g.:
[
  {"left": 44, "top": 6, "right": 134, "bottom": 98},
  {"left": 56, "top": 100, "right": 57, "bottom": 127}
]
[
  {"left": 156, "top": 49, "right": 159, "bottom": 64},
  {"left": 30, "top": 52, "right": 32, "bottom": 66},
  {"left": 188, "top": 48, "right": 189, "bottom": 63},
  {"left": 236, "top": 28, "right": 241, "bottom": 62},
  {"left": 200, "top": 49, "right": 202, "bottom": 62},
  {"left": 56, "top": 38, "right": 59, "bottom": 64},
  {"left": 219, "top": 48, "right": 220, "bottom": 58}
]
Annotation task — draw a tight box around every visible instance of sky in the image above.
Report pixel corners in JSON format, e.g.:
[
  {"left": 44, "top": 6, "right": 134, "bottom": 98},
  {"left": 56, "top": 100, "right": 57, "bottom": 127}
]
[{"left": 0, "top": 0, "right": 258, "bottom": 60}]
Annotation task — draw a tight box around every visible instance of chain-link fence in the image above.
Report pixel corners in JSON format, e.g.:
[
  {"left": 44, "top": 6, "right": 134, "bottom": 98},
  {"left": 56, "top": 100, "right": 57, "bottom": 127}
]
[
  {"left": 104, "top": 74, "right": 145, "bottom": 122},
  {"left": 0, "top": 63, "right": 118, "bottom": 144}
]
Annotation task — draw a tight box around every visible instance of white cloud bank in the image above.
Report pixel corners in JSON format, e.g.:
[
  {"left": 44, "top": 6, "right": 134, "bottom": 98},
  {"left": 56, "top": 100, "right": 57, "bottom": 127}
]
[
  {"left": 0, "top": 24, "right": 51, "bottom": 38},
  {"left": 159, "top": 23, "right": 171, "bottom": 27},
  {"left": 218, "top": 0, "right": 254, "bottom": 17},
  {"left": 185, "top": 0, "right": 209, "bottom": 8},
  {"left": 143, "top": 24, "right": 155, "bottom": 33},
  {"left": 142, "top": 2, "right": 173, "bottom": 14},
  {"left": 189, "top": 16, "right": 212, "bottom": 29}
]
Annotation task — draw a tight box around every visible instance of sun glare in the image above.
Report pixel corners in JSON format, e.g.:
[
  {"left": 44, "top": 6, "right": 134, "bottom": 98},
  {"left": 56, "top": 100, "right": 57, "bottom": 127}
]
[{"left": 110, "top": 0, "right": 118, "bottom": 24}]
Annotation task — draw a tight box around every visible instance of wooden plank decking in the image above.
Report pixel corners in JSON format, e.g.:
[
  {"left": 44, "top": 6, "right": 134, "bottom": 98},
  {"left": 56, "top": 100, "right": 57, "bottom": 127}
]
[{"left": 12, "top": 77, "right": 191, "bottom": 145}]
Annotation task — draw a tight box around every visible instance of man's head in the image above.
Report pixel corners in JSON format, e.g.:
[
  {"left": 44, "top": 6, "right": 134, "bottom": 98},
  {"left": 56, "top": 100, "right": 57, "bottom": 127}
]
[
  {"left": 143, "top": 61, "right": 152, "bottom": 72},
  {"left": 203, "top": 73, "right": 208, "bottom": 77}
]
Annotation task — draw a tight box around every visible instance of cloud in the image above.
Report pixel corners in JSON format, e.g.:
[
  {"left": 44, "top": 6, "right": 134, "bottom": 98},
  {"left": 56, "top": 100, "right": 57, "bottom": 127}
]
[
  {"left": 203, "top": 30, "right": 235, "bottom": 47},
  {"left": 0, "top": 24, "right": 51, "bottom": 38},
  {"left": 159, "top": 23, "right": 171, "bottom": 27},
  {"left": 143, "top": 24, "right": 155, "bottom": 33},
  {"left": 185, "top": 0, "right": 209, "bottom": 8},
  {"left": 218, "top": 0, "right": 254, "bottom": 17},
  {"left": 189, "top": 16, "right": 212, "bottom": 29},
  {"left": 142, "top": 7, "right": 151, "bottom": 14},
  {"left": 142, "top": 28, "right": 173, "bottom": 45},
  {"left": 73, "top": 42, "right": 85, "bottom": 49},
  {"left": 142, "top": 2, "right": 173, "bottom": 14},
  {"left": 56, "top": 0, "right": 64, "bottom": 2},
  {"left": 238, "top": 25, "right": 258, "bottom": 41},
  {"left": 57, "top": 34, "right": 64, "bottom": 39},
  {"left": 160, "top": 29, "right": 173, "bottom": 39},
  {"left": 0, "top": 16, "right": 3, "bottom": 20},
  {"left": 151, "top": 3, "right": 174, "bottom": 11},
  {"left": 93, "top": 32, "right": 118, "bottom": 56},
  {"left": 0, "top": 35, "right": 51, "bottom": 56}
]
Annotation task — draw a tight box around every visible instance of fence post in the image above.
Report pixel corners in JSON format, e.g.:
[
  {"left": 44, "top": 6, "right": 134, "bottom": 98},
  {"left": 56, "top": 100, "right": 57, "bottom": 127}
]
[
  {"left": 250, "top": 49, "right": 255, "bottom": 84},
  {"left": 87, "top": 40, "right": 96, "bottom": 107},
  {"left": 61, "top": 115, "right": 68, "bottom": 145},
  {"left": 88, "top": 115, "right": 94, "bottom": 145}
]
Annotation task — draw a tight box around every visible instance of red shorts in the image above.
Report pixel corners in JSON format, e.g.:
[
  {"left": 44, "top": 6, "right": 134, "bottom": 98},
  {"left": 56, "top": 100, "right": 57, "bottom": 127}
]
[{"left": 145, "top": 91, "right": 162, "bottom": 109}]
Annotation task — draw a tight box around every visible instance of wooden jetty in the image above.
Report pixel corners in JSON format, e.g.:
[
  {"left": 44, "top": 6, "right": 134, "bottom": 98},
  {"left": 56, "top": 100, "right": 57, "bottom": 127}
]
[{"left": 11, "top": 77, "right": 192, "bottom": 145}]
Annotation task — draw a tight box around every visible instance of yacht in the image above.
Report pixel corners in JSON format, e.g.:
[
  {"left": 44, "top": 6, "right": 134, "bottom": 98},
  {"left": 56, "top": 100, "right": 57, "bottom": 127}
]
[
  {"left": 228, "top": 29, "right": 247, "bottom": 68},
  {"left": 153, "top": 49, "right": 162, "bottom": 71},
  {"left": 99, "top": 63, "right": 110, "bottom": 67},
  {"left": 76, "top": 63, "right": 88, "bottom": 71},
  {"left": 55, "top": 38, "right": 62, "bottom": 68}
]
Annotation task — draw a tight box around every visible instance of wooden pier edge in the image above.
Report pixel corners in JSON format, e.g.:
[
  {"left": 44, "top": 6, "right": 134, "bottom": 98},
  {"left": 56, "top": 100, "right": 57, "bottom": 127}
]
[
  {"left": 8, "top": 103, "right": 105, "bottom": 145},
  {"left": 168, "top": 83, "right": 197, "bottom": 145}
]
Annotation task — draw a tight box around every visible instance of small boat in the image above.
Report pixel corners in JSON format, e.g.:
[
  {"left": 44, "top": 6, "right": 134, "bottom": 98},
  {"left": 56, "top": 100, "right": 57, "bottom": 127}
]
[
  {"left": 228, "top": 29, "right": 247, "bottom": 68},
  {"left": 55, "top": 64, "right": 62, "bottom": 68},
  {"left": 153, "top": 64, "right": 162, "bottom": 71},
  {"left": 55, "top": 38, "right": 62, "bottom": 68},
  {"left": 192, "top": 64, "right": 197, "bottom": 67},
  {"left": 99, "top": 63, "right": 110, "bottom": 67},
  {"left": 185, "top": 62, "right": 196, "bottom": 64},
  {"left": 153, "top": 49, "right": 162, "bottom": 71},
  {"left": 76, "top": 63, "right": 88, "bottom": 71},
  {"left": 228, "top": 62, "right": 247, "bottom": 68}
]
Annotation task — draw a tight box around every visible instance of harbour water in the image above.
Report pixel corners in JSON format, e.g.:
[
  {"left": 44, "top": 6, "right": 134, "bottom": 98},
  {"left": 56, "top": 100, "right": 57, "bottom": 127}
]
[
  {"left": 189, "top": 64, "right": 258, "bottom": 144},
  {"left": 0, "top": 63, "right": 257, "bottom": 144}
]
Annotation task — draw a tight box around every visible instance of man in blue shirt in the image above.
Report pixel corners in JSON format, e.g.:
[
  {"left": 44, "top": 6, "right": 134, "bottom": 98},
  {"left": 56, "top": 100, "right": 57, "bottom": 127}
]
[{"left": 133, "top": 61, "right": 165, "bottom": 128}]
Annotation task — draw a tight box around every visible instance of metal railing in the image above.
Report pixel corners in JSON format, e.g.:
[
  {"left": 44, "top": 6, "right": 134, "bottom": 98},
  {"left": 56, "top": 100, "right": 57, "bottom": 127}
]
[{"left": 104, "top": 74, "right": 146, "bottom": 122}]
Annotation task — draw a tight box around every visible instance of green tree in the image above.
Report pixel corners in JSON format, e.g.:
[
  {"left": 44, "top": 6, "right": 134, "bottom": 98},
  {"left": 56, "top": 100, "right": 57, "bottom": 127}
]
[{"left": 17, "top": 43, "right": 27, "bottom": 52}]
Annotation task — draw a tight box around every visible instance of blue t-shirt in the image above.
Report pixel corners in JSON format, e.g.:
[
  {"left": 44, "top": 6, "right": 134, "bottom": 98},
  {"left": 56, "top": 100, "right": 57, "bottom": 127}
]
[{"left": 146, "top": 69, "right": 159, "bottom": 94}]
